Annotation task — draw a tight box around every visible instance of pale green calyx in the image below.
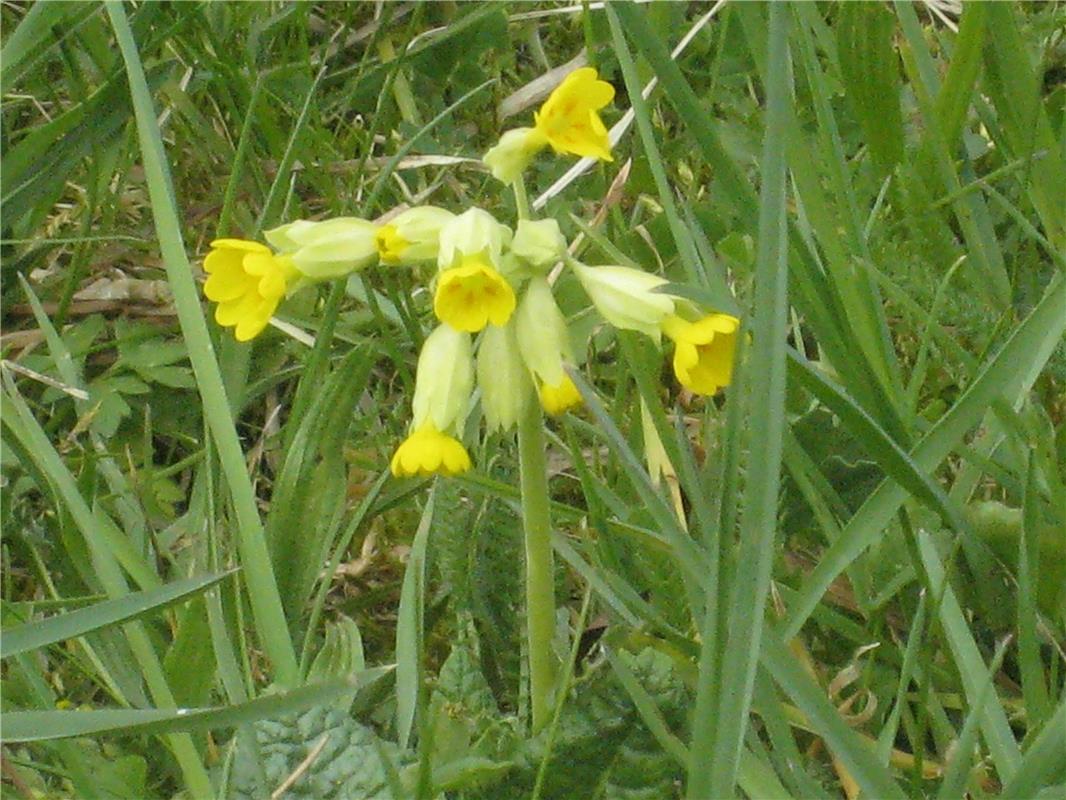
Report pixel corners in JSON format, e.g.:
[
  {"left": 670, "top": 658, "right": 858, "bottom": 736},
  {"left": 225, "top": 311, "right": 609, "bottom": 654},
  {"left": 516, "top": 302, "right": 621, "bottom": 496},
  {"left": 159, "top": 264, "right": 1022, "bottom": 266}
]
[
  {"left": 265, "top": 217, "right": 380, "bottom": 280},
  {"left": 437, "top": 208, "right": 512, "bottom": 271},
  {"left": 477, "top": 322, "right": 530, "bottom": 432},
  {"left": 571, "top": 262, "right": 675, "bottom": 341},
  {"left": 515, "top": 277, "right": 572, "bottom": 387},
  {"left": 511, "top": 218, "right": 567, "bottom": 271},
  {"left": 376, "top": 206, "right": 455, "bottom": 265},
  {"left": 483, "top": 127, "right": 548, "bottom": 184},
  {"left": 411, "top": 324, "right": 474, "bottom": 434}
]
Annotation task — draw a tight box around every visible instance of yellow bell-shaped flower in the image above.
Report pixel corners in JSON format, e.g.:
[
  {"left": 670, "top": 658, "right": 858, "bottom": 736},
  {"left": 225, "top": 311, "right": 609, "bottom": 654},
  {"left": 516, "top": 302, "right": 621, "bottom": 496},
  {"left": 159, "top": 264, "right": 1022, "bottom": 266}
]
[
  {"left": 434, "top": 209, "right": 516, "bottom": 332},
  {"left": 390, "top": 423, "right": 472, "bottom": 477},
  {"left": 533, "top": 67, "right": 615, "bottom": 161},
  {"left": 202, "top": 238, "right": 298, "bottom": 341},
  {"left": 661, "top": 313, "right": 740, "bottom": 396}
]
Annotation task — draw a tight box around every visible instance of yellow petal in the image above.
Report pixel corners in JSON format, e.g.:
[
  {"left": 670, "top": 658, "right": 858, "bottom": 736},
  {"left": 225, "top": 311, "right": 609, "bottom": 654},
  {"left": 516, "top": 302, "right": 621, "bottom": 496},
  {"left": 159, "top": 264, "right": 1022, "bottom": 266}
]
[
  {"left": 203, "top": 265, "right": 250, "bottom": 302},
  {"left": 209, "top": 238, "right": 271, "bottom": 254},
  {"left": 539, "top": 375, "right": 582, "bottom": 415},
  {"left": 433, "top": 259, "right": 516, "bottom": 332}
]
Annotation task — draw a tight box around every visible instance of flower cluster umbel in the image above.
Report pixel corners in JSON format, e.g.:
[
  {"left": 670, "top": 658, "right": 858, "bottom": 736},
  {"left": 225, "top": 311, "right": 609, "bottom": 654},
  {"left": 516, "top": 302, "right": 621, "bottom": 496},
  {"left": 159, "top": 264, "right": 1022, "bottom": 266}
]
[{"left": 200, "top": 67, "right": 739, "bottom": 476}]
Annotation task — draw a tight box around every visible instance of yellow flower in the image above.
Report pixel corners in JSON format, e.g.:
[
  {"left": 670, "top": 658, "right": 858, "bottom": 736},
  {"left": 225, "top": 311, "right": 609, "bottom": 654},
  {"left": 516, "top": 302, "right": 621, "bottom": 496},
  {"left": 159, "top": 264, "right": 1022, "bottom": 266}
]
[
  {"left": 434, "top": 257, "right": 517, "bottom": 332},
  {"left": 533, "top": 67, "right": 615, "bottom": 161},
  {"left": 538, "top": 374, "right": 582, "bottom": 416},
  {"left": 390, "top": 423, "right": 471, "bottom": 477},
  {"left": 661, "top": 313, "right": 740, "bottom": 395},
  {"left": 375, "top": 206, "right": 454, "bottom": 265},
  {"left": 202, "top": 238, "right": 297, "bottom": 341}
]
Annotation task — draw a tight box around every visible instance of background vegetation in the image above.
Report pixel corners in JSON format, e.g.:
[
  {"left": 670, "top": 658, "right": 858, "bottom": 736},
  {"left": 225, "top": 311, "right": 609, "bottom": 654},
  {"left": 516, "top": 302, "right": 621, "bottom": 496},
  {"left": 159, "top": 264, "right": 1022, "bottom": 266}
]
[{"left": 2, "top": 2, "right": 1064, "bottom": 798}]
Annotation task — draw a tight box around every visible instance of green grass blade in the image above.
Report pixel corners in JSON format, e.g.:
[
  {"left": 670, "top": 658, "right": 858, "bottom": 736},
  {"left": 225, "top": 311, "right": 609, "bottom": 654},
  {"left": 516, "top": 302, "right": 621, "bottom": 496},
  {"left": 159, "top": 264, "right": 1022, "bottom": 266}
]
[
  {"left": 786, "top": 348, "right": 965, "bottom": 531},
  {"left": 0, "top": 2, "right": 98, "bottom": 93},
  {"left": 1017, "top": 457, "right": 1052, "bottom": 728},
  {"left": 1, "top": 374, "right": 211, "bottom": 795},
  {"left": 760, "top": 631, "right": 906, "bottom": 799},
  {"left": 697, "top": 5, "right": 791, "bottom": 796},
  {"left": 609, "top": 2, "right": 759, "bottom": 227},
  {"left": 104, "top": 0, "right": 298, "bottom": 686},
  {"left": 783, "top": 274, "right": 1066, "bottom": 639},
  {"left": 980, "top": 3, "right": 1066, "bottom": 252},
  {"left": 999, "top": 700, "right": 1066, "bottom": 800},
  {"left": 395, "top": 486, "right": 435, "bottom": 749},
  {"left": 915, "top": 531, "right": 1021, "bottom": 781},
  {"left": 1, "top": 571, "right": 234, "bottom": 660},
  {"left": 604, "top": 647, "right": 689, "bottom": 766},
  {"left": 936, "top": 637, "right": 1011, "bottom": 800},
  {"left": 1, "top": 676, "right": 368, "bottom": 743},
  {"left": 0, "top": 376, "right": 159, "bottom": 591},
  {"left": 606, "top": 4, "right": 703, "bottom": 287}
]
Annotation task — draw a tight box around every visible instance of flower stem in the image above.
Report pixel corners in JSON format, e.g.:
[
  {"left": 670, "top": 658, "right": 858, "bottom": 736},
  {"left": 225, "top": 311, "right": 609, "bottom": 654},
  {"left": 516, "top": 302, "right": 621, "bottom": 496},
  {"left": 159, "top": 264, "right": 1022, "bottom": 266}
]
[
  {"left": 517, "top": 396, "right": 556, "bottom": 732},
  {"left": 513, "top": 176, "right": 531, "bottom": 221}
]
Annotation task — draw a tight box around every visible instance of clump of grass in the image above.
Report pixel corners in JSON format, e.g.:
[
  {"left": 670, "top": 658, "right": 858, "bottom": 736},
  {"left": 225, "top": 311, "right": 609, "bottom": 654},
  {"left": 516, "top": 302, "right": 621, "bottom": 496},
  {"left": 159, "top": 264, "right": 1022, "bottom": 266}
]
[{"left": 2, "top": 3, "right": 1064, "bottom": 799}]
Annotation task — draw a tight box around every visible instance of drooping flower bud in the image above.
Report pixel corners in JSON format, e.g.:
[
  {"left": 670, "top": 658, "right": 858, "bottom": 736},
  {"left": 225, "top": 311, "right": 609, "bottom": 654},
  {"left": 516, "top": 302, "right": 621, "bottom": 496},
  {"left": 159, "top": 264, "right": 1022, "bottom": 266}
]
[
  {"left": 391, "top": 324, "right": 476, "bottom": 478},
  {"left": 515, "top": 277, "right": 582, "bottom": 415}
]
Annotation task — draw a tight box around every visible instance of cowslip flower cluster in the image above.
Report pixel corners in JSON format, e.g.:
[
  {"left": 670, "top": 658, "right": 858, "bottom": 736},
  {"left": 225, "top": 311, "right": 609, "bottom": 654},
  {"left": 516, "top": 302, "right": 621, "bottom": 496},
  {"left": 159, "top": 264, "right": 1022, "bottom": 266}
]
[
  {"left": 201, "top": 208, "right": 454, "bottom": 340},
  {"left": 199, "top": 67, "right": 739, "bottom": 477}
]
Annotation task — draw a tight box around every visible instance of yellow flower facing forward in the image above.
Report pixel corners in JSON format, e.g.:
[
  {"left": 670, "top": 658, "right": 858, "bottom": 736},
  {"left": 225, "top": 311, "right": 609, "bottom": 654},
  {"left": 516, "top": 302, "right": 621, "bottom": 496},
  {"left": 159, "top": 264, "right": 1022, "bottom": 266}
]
[
  {"left": 661, "top": 313, "right": 740, "bottom": 395},
  {"left": 390, "top": 423, "right": 471, "bottom": 477},
  {"left": 533, "top": 67, "right": 615, "bottom": 161},
  {"left": 375, "top": 206, "right": 454, "bottom": 265},
  {"left": 538, "top": 374, "right": 582, "bottom": 416},
  {"left": 203, "top": 239, "right": 298, "bottom": 341},
  {"left": 434, "top": 257, "right": 517, "bottom": 332}
]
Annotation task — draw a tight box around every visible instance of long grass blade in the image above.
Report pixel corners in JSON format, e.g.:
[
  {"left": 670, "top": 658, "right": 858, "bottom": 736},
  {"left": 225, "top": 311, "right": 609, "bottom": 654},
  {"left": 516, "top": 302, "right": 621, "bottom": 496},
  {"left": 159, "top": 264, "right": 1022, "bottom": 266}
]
[
  {"left": 695, "top": 5, "right": 791, "bottom": 796},
  {"left": 1, "top": 571, "right": 234, "bottom": 660},
  {"left": 104, "top": 0, "right": 298, "bottom": 686}
]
